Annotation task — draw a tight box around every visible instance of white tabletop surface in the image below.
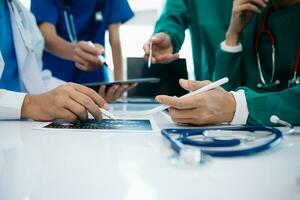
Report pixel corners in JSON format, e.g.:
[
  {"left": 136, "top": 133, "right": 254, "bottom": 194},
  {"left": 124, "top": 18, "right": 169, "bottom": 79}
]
[{"left": 0, "top": 104, "right": 299, "bottom": 200}]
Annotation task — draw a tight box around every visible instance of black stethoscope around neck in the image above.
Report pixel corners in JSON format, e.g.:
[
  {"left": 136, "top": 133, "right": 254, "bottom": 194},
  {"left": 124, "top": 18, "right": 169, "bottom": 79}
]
[{"left": 255, "top": 6, "right": 300, "bottom": 89}]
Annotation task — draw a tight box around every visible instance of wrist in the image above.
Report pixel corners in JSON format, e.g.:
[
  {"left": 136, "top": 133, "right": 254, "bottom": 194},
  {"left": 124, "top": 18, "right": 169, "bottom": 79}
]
[
  {"left": 69, "top": 43, "right": 78, "bottom": 61},
  {"left": 225, "top": 92, "right": 236, "bottom": 123},
  {"left": 225, "top": 30, "right": 240, "bottom": 46},
  {"left": 114, "top": 73, "right": 123, "bottom": 81},
  {"left": 21, "top": 95, "right": 32, "bottom": 119}
]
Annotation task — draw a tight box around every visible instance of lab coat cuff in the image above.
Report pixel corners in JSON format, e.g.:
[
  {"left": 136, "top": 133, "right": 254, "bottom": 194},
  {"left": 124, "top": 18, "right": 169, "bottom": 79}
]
[
  {"left": 230, "top": 90, "right": 249, "bottom": 125},
  {"left": 0, "top": 90, "right": 27, "bottom": 120},
  {"left": 220, "top": 41, "right": 243, "bottom": 53}
]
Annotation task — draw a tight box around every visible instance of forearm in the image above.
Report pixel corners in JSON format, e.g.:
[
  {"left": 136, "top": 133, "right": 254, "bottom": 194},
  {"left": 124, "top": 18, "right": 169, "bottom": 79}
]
[
  {"left": 109, "top": 24, "right": 123, "bottom": 80},
  {"left": 213, "top": 43, "right": 244, "bottom": 91},
  {"left": 154, "top": 0, "right": 189, "bottom": 52},
  {"left": 39, "top": 22, "right": 75, "bottom": 61},
  {"left": 241, "top": 86, "right": 300, "bottom": 125},
  {"left": 110, "top": 40, "right": 123, "bottom": 80}
]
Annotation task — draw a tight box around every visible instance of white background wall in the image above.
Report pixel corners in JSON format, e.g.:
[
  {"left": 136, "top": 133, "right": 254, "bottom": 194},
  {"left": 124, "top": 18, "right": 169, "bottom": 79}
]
[{"left": 19, "top": 0, "right": 194, "bottom": 80}]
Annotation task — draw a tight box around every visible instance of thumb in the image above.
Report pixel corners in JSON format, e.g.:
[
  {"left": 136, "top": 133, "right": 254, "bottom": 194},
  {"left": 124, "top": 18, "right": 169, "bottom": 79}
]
[
  {"left": 179, "top": 79, "right": 211, "bottom": 92},
  {"left": 94, "top": 44, "right": 105, "bottom": 55}
]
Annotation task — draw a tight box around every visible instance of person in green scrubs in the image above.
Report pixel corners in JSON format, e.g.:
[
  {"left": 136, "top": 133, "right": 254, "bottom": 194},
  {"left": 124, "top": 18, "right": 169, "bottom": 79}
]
[
  {"left": 143, "top": 0, "right": 233, "bottom": 80},
  {"left": 155, "top": 0, "right": 300, "bottom": 126}
]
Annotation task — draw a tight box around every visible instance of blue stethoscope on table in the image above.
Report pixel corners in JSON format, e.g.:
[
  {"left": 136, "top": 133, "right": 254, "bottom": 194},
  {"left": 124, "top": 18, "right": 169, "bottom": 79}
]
[
  {"left": 162, "top": 126, "right": 283, "bottom": 166},
  {"left": 60, "top": 0, "right": 105, "bottom": 43}
]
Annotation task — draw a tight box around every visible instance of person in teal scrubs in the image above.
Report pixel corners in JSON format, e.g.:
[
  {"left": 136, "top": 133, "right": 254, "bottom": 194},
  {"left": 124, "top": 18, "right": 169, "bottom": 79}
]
[
  {"left": 143, "top": 0, "right": 233, "bottom": 80},
  {"left": 155, "top": 0, "right": 300, "bottom": 126}
]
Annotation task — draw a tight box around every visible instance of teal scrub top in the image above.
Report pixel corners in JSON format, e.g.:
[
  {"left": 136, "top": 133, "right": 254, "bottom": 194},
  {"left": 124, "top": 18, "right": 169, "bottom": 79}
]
[
  {"left": 154, "top": 0, "right": 233, "bottom": 80},
  {"left": 214, "top": 4, "right": 300, "bottom": 125}
]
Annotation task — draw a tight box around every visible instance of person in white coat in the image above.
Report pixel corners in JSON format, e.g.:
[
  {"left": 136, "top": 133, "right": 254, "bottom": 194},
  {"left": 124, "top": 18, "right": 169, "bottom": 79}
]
[{"left": 0, "top": 0, "right": 108, "bottom": 122}]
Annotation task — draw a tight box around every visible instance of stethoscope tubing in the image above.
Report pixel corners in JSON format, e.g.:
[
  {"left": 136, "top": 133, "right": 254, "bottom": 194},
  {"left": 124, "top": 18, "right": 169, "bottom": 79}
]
[
  {"left": 256, "top": 6, "right": 300, "bottom": 88},
  {"left": 63, "top": 10, "right": 78, "bottom": 43},
  {"left": 162, "top": 126, "right": 283, "bottom": 157}
]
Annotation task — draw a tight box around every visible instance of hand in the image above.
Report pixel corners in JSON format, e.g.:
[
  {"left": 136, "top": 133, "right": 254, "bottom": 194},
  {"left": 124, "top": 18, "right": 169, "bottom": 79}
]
[
  {"left": 21, "top": 83, "right": 108, "bottom": 122},
  {"left": 226, "top": 0, "right": 268, "bottom": 46},
  {"left": 143, "top": 32, "right": 179, "bottom": 64},
  {"left": 73, "top": 41, "right": 105, "bottom": 71},
  {"left": 99, "top": 83, "right": 137, "bottom": 102},
  {"left": 155, "top": 79, "right": 236, "bottom": 125}
]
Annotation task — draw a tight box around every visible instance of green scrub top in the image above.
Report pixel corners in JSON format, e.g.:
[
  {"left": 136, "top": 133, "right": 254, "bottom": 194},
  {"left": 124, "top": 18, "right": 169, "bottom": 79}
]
[
  {"left": 154, "top": 0, "right": 233, "bottom": 80},
  {"left": 214, "top": 4, "right": 300, "bottom": 125}
]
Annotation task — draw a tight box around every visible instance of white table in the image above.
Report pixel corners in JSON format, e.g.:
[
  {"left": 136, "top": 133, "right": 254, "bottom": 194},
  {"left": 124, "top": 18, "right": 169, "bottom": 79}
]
[{"left": 0, "top": 104, "right": 299, "bottom": 200}]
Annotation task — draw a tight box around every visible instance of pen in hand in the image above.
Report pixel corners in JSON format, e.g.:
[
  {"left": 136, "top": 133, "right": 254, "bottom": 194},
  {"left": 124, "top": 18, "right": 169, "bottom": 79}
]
[
  {"left": 148, "top": 41, "right": 153, "bottom": 68},
  {"left": 88, "top": 41, "right": 113, "bottom": 71},
  {"left": 120, "top": 77, "right": 230, "bottom": 118},
  {"left": 149, "top": 77, "right": 230, "bottom": 115},
  {"left": 99, "top": 108, "right": 117, "bottom": 120}
]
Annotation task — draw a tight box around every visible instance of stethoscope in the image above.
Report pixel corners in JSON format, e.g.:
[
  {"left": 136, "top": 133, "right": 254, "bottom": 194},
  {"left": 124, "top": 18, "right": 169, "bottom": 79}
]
[
  {"left": 256, "top": 6, "right": 300, "bottom": 89},
  {"left": 60, "top": 0, "right": 104, "bottom": 43},
  {"left": 162, "top": 126, "right": 283, "bottom": 166},
  {"left": 270, "top": 115, "right": 300, "bottom": 135}
]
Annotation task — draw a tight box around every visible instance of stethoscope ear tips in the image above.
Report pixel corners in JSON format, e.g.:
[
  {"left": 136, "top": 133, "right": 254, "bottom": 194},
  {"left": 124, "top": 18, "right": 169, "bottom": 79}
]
[
  {"left": 270, "top": 115, "right": 280, "bottom": 124},
  {"left": 270, "top": 115, "right": 296, "bottom": 135}
]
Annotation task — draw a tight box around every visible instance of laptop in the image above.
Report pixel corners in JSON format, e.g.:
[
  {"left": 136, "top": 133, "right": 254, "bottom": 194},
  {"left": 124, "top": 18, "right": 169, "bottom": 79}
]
[{"left": 126, "top": 57, "right": 188, "bottom": 103}]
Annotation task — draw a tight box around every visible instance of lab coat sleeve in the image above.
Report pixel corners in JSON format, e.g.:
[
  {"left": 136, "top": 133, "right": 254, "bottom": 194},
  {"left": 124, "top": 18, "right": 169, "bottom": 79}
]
[
  {"left": 213, "top": 45, "right": 245, "bottom": 91},
  {"left": 0, "top": 90, "right": 27, "bottom": 120},
  {"left": 154, "top": 0, "right": 189, "bottom": 53},
  {"left": 240, "top": 85, "right": 300, "bottom": 125}
]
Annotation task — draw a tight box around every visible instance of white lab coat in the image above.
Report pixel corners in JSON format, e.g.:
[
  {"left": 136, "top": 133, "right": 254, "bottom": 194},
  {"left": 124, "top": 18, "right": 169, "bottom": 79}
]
[{"left": 0, "top": 0, "right": 65, "bottom": 120}]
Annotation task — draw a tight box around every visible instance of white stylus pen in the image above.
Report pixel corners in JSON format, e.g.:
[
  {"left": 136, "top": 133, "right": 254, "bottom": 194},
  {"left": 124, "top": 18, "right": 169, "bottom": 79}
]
[
  {"left": 99, "top": 108, "right": 117, "bottom": 120},
  {"left": 88, "top": 41, "right": 113, "bottom": 71},
  {"left": 146, "top": 77, "right": 229, "bottom": 115},
  {"left": 148, "top": 41, "right": 153, "bottom": 68},
  {"left": 113, "top": 78, "right": 229, "bottom": 118},
  {"left": 117, "top": 77, "right": 229, "bottom": 118}
]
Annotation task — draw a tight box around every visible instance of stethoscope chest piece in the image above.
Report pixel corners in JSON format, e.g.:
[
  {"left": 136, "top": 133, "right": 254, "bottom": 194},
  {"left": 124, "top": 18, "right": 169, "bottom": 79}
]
[
  {"left": 288, "top": 72, "right": 300, "bottom": 88},
  {"left": 168, "top": 146, "right": 210, "bottom": 168},
  {"left": 257, "top": 80, "right": 280, "bottom": 89}
]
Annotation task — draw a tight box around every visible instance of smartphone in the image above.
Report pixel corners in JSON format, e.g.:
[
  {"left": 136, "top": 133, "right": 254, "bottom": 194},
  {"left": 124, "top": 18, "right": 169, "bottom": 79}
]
[{"left": 82, "top": 78, "right": 160, "bottom": 91}]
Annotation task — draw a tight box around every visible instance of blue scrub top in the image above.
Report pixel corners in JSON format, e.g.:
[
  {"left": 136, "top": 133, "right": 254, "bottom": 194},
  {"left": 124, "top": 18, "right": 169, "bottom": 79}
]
[
  {"left": 31, "top": 0, "right": 134, "bottom": 84},
  {"left": 0, "top": 0, "right": 21, "bottom": 92}
]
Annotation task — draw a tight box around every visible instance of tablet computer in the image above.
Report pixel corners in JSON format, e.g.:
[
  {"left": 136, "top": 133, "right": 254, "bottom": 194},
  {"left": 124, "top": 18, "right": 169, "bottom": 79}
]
[
  {"left": 82, "top": 78, "right": 160, "bottom": 91},
  {"left": 126, "top": 58, "right": 188, "bottom": 102}
]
